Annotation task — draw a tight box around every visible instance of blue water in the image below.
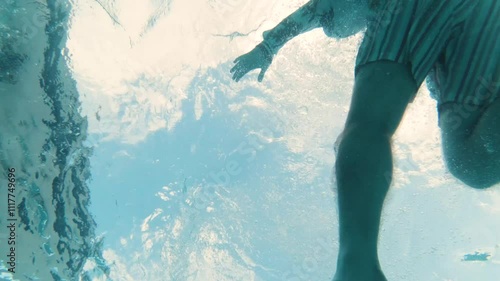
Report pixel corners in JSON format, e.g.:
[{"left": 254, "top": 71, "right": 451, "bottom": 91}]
[
  {"left": 1, "top": 0, "right": 499, "bottom": 280},
  {"left": 0, "top": 0, "right": 105, "bottom": 280}
]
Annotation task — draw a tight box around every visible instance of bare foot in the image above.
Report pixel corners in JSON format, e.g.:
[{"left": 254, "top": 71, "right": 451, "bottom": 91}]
[
  {"left": 333, "top": 268, "right": 387, "bottom": 281},
  {"left": 332, "top": 254, "right": 387, "bottom": 281}
]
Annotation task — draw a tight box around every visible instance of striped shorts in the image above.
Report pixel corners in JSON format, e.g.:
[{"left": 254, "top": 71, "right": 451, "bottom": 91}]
[{"left": 355, "top": 0, "right": 500, "bottom": 108}]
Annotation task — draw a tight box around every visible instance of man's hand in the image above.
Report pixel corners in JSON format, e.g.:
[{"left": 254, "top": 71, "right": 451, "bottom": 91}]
[{"left": 230, "top": 43, "right": 273, "bottom": 82}]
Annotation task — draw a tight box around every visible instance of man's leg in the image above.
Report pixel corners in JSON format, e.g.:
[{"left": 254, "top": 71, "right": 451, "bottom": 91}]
[
  {"left": 435, "top": 0, "right": 500, "bottom": 189},
  {"left": 333, "top": 61, "right": 417, "bottom": 281},
  {"left": 440, "top": 95, "right": 500, "bottom": 189}
]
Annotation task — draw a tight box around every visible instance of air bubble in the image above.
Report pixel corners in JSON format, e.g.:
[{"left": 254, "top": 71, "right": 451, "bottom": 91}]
[{"left": 298, "top": 106, "right": 309, "bottom": 115}]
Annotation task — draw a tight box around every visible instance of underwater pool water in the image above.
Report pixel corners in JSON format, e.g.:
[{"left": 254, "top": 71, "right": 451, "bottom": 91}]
[{"left": 0, "top": 0, "right": 499, "bottom": 280}]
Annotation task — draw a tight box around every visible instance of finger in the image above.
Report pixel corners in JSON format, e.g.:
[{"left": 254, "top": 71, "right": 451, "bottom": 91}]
[
  {"left": 236, "top": 67, "right": 250, "bottom": 81},
  {"left": 233, "top": 56, "right": 242, "bottom": 64},
  {"left": 231, "top": 62, "right": 243, "bottom": 74},
  {"left": 234, "top": 71, "right": 243, "bottom": 82},
  {"left": 232, "top": 69, "right": 243, "bottom": 81},
  {"left": 234, "top": 69, "right": 250, "bottom": 82},
  {"left": 234, "top": 72, "right": 242, "bottom": 82},
  {"left": 258, "top": 65, "right": 269, "bottom": 82}
]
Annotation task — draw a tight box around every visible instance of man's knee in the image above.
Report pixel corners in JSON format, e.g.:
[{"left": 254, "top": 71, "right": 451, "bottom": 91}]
[
  {"left": 440, "top": 99, "right": 500, "bottom": 190},
  {"left": 445, "top": 159, "right": 498, "bottom": 189},
  {"left": 339, "top": 123, "right": 391, "bottom": 143},
  {"left": 335, "top": 125, "right": 391, "bottom": 159}
]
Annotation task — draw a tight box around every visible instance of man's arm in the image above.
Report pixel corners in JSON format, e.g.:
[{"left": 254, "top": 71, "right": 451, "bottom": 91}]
[
  {"left": 261, "top": 0, "right": 334, "bottom": 55},
  {"left": 231, "top": 0, "right": 335, "bottom": 82}
]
